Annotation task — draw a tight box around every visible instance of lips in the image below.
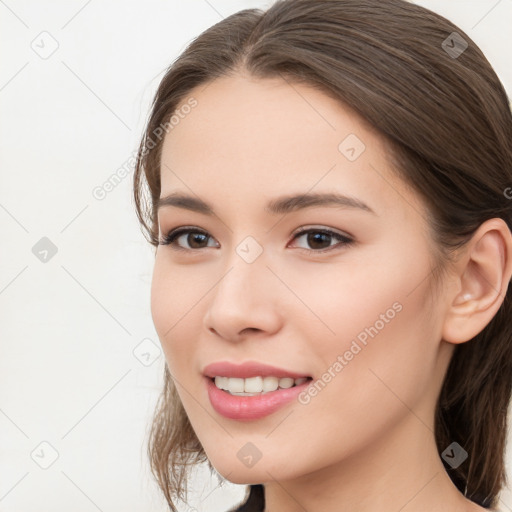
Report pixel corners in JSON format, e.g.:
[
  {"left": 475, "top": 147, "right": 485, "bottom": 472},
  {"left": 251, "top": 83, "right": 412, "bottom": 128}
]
[
  {"left": 203, "top": 361, "right": 313, "bottom": 420},
  {"left": 202, "top": 360, "right": 311, "bottom": 380}
]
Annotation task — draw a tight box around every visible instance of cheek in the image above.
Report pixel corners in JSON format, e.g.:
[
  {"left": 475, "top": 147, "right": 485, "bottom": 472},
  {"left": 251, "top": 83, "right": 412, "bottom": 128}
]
[
  {"left": 150, "top": 255, "right": 205, "bottom": 370},
  {"left": 290, "top": 243, "right": 438, "bottom": 403},
  {"left": 150, "top": 257, "right": 174, "bottom": 347},
  {"left": 305, "top": 300, "right": 437, "bottom": 466},
  {"left": 301, "top": 256, "right": 439, "bottom": 431},
  {"left": 275, "top": 245, "right": 431, "bottom": 348}
]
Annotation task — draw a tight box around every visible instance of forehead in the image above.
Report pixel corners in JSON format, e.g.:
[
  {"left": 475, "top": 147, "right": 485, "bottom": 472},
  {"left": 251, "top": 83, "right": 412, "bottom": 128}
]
[
  {"left": 162, "top": 73, "right": 377, "bottom": 162},
  {"left": 158, "top": 74, "right": 423, "bottom": 221}
]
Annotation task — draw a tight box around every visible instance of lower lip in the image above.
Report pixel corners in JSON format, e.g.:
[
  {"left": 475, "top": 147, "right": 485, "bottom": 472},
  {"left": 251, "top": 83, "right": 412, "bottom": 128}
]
[{"left": 205, "top": 377, "right": 311, "bottom": 421}]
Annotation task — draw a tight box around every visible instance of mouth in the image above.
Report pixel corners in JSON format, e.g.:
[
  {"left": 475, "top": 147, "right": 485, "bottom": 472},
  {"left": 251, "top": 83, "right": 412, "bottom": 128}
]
[
  {"left": 205, "top": 375, "right": 313, "bottom": 421},
  {"left": 211, "top": 375, "right": 312, "bottom": 396},
  {"left": 202, "top": 361, "right": 313, "bottom": 420}
]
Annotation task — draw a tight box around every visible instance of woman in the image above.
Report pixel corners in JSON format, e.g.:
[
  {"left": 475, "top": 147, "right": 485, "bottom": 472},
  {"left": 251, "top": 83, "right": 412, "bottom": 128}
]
[{"left": 133, "top": 1, "right": 512, "bottom": 510}]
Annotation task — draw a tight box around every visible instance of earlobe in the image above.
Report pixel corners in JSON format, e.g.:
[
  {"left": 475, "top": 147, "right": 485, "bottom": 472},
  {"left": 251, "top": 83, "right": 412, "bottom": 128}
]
[{"left": 442, "top": 218, "right": 512, "bottom": 344}]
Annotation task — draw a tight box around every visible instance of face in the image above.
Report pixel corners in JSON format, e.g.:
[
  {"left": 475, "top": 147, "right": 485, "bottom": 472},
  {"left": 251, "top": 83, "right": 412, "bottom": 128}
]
[{"left": 151, "top": 73, "right": 454, "bottom": 484}]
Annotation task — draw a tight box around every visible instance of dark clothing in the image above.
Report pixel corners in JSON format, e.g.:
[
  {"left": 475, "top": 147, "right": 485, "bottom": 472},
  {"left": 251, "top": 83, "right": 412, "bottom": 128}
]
[{"left": 227, "top": 485, "right": 265, "bottom": 512}]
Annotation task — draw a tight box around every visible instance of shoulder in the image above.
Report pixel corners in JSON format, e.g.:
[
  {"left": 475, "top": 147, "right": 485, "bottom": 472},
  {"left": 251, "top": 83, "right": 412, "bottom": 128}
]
[{"left": 226, "top": 484, "right": 265, "bottom": 512}]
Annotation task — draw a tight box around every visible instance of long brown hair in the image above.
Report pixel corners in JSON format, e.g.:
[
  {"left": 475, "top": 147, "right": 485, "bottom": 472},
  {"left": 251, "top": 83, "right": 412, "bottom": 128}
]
[{"left": 133, "top": 0, "right": 512, "bottom": 509}]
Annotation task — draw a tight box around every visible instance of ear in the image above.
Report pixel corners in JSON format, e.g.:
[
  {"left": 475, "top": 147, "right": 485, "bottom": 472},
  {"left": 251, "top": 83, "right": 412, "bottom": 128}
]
[{"left": 442, "top": 218, "right": 512, "bottom": 344}]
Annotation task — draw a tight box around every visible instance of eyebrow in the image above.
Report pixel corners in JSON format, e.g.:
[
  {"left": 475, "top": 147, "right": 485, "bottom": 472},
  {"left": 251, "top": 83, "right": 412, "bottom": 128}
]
[{"left": 156, "top": 191, "right": 376, "bottom": 216}]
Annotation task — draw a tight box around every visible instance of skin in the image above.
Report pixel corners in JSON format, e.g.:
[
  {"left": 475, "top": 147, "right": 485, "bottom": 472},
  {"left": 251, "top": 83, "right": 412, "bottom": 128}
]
[{"left": 150, "top": 72, "right": 512, "bottom": 512}]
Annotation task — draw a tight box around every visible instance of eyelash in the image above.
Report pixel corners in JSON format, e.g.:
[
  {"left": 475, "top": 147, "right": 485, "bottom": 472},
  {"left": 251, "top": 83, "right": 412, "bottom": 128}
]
[{"left": 159, "top": 226, "right": 354, "bottom": 253}]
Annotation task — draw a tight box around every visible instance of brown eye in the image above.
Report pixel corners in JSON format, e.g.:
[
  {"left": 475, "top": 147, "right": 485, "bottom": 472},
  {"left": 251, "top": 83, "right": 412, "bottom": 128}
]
[
  {"left": 187, "top": 232, "right": 209, "bottom": 248},
  {"left": 290, "top": 228, "right": 354, "bottom": 252},
  {"left": 306, "top": 232, "right": 333, "bottom": 250},
  {"left": 159, "top": 228, "right": 219, "bottom": 250}
]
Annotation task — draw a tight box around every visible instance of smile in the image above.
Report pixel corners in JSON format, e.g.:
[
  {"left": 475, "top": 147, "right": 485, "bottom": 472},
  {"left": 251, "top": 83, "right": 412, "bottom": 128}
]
[
  {"left": 213, "top": 375, "right": 310, "bottom": 395},
  {"left": 205, "top": 376, "right": 312, "bottom": 420}
]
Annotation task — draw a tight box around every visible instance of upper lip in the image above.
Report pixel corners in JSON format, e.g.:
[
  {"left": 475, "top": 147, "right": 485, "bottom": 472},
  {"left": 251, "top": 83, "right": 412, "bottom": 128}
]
[{"left": 203, "top": 361, "right": 311, "bottom": 379}]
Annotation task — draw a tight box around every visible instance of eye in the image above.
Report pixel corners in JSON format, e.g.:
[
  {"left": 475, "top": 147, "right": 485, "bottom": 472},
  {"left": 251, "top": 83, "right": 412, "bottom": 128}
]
[
  {"left": 289, "top": 227, "right": 354, "bottom": 252},
  {"left": 159, "top": 227, "right": 219, "bottom": 250},
  {"left": 159, "top": 226, "right": 354, "bottom": 253}
]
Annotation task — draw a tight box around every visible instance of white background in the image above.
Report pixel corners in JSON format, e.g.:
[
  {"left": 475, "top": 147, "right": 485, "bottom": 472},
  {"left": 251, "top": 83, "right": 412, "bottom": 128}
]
[{"left": 1, "top": 1, "right": 511, "bottom": 511}]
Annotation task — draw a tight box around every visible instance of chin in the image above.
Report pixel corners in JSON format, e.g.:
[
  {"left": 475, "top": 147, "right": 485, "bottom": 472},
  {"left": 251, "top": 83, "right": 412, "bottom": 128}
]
[
  {"left": 209, "top": 453, "right": 300, "bottom": 485},
  {"left": 224, "top": 472, "right": 265, "bottom": 486}
]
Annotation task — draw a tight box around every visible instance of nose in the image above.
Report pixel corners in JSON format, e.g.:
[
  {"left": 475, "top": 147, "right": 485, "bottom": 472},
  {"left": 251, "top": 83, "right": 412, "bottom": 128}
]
[{"left": 203, "top": 252, "right": 283, "bottom": 342}]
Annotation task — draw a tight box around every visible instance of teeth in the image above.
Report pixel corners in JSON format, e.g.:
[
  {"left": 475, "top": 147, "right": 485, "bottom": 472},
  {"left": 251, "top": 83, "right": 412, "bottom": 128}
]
[
  {"left": 214, "top": 376, "right": 309, "bottom": 395},
  {"left": 262, "top": 376, "right": 279, "bottom": 392},
  {"left": 245, "top": 376, "right": 263, "bottom": 393},
  {"left": 229, "top": 377, "right": 244, "bottom": 393},
  {"left": 279, "top": 377, "right": 294, "bottom": 389}
]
